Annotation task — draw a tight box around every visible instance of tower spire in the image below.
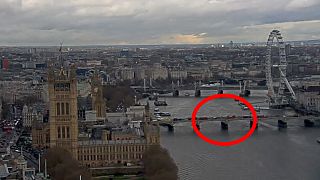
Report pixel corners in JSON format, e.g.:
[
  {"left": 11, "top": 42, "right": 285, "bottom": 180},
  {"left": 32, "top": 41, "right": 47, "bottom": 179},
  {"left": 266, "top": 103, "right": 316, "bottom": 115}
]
[{"left": 59, "top": 42, "right": 64, "bottom": 68}]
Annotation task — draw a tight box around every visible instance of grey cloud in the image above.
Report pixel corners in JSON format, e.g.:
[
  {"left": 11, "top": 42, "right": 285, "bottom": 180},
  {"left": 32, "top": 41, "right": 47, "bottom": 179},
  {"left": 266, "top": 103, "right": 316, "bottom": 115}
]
[{"left": 0, "top": 0, "right": 319, "bottom": 45}]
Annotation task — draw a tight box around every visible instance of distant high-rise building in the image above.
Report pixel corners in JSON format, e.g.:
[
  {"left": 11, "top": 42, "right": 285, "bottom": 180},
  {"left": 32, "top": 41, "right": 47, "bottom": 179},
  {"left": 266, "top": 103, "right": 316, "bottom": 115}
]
[
  {"left": 285, "top": 44, "right": 292, "bottom": 55},
  {"left": 0, "top": 100, "right": 2, "bottom": 121},
  {"left": 120, "top": 49, "right": 130, "bottom": 57},
  {"left": 0, "top": 57, "right": 9, "bottom": 70},
  {"left": 2, "top": 58, "right": 9, "bottom": 70},
  {"left": 229, "top": 41, "right": 234, "bottom": 48}
]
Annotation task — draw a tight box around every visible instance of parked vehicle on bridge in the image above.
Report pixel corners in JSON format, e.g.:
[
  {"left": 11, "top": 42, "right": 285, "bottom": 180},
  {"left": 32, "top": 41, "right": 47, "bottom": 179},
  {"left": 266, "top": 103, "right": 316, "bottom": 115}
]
[
  {"left": 201, "top": 83, "right": 221, "bottom": 88},
  {"left": 197, "top": 117, "right": 208, "bottom": 120}
]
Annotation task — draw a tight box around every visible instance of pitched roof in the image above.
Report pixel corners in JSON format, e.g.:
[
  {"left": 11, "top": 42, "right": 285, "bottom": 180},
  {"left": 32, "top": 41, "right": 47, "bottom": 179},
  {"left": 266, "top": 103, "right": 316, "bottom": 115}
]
[{"left": 0, "top": 164, "right": 9, "bottom": 178}]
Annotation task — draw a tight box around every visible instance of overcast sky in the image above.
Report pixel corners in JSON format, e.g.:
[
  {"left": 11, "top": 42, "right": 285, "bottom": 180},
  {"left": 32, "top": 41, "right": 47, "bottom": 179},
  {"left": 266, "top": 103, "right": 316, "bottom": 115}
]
[{"left": 0, "top": 0, "right": 320, "bottom": 45}]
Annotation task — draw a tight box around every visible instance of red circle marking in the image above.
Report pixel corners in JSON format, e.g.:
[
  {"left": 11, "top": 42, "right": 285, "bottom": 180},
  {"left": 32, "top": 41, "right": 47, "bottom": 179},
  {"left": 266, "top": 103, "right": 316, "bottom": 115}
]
[{"left": 191, "top": 94, "right": 258, "bottom": 146}]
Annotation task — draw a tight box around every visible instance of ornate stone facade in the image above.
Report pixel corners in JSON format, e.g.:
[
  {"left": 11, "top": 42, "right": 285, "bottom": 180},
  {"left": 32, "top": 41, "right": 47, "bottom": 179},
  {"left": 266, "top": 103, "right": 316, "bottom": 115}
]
[
  {"left": 47, "top": 66, "right": 79, "bottom": 158},
  {"left": 91, "top": 70, "right": 106, "bottom": 120},
  {"left": 32, "top": 66, "right": 160, "bottom": 168}
]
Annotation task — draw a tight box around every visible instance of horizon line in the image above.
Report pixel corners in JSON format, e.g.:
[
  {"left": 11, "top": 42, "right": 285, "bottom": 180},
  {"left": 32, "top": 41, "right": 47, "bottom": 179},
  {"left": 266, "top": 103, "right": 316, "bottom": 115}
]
[{"left": 0, "top": 39, "right": 319, "bottom": 47}]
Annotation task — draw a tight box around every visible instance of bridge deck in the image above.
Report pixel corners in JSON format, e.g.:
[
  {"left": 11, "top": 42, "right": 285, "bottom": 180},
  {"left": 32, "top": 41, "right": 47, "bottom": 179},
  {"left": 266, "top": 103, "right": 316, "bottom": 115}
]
[{"left": 157, "top": 115, "right": 312, "bottom": 125}]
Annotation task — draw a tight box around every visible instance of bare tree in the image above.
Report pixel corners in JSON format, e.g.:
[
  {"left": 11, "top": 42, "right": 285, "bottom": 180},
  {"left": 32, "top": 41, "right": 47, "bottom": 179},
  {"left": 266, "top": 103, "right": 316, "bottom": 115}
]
[
  {"left": 143, "top": 145, "right": 178, "bottom": 180},
  {"left": 42, "top": 147, "right": 92, "bottom": 180}
]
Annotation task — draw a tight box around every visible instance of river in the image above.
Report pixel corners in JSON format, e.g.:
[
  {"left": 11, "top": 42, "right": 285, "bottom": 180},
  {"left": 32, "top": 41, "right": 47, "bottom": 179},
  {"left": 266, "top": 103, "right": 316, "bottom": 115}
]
[{"left": 147, "top": 90, "right": 320, "bottom": 180}]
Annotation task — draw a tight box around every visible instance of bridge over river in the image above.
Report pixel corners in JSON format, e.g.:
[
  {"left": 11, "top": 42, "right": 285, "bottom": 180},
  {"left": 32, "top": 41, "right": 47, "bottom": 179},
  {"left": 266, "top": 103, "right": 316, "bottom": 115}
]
[
  {"left": 133, "top": 85, "right": 267, "bottom": 97},
  {"left": 155, "top": 115, "right": 319, "bottom": 132}
]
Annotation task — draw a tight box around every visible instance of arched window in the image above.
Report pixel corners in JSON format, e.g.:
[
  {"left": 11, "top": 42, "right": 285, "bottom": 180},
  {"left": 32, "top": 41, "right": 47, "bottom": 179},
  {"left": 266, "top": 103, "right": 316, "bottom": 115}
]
[
  {"left": 100, "top": 106, "right": 103, "bottom": 116},
  {"left": 66, "top": 103, "right": 70, "bottom": 115},
  {"left": 61, "top": 103, "right": 65, "bottom": 115},
  {"left": 57, "top": 127, "right": 61, "bottom": 138},
  {"left": 56, "top": 103, "right": 60, "bottom": 115},
  {"left": 62, "top": 126, "right": 65, "bottom": 138},
  {"left": 66, "top": 127, "right": 70, "bottom": 138}
]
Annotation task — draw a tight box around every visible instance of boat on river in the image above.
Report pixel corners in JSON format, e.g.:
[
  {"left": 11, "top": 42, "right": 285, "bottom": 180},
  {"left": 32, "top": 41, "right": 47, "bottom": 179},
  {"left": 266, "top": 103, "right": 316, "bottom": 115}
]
[{"left": 154, "top": 100, "right": 167, "bottom": 106}]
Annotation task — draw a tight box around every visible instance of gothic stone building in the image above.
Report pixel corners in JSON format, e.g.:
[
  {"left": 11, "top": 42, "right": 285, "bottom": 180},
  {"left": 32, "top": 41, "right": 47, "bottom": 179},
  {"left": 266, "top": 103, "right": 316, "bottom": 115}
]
[{"left": 32, "top": 66, "right": 160, "bottom": 168}]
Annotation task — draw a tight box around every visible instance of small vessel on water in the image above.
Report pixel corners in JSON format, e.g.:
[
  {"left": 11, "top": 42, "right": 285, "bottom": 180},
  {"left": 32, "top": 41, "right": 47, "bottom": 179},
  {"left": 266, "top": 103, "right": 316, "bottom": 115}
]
[
  {"left": 154, "top": 100, "right": 167, "bottom": 106},
  {"left": 195, "top": 90, "right": 201, "bottom": 97},
  {"left": 149, "top": 94, "right": 158, "bottom": 101},
  {"left": 304, "top": 119, "right": 315, "bottom": 127},
  {"left": 278, "top": 120, "right": 287, "bottom": 128},
  {"left": 239, "top": 90, "right": 251, "bottom": 97},
  {"left": 317, "top": 138, "right": 320, "bottom": 144},
  {"left": 154, "top": 112, "right": 171, "bottom": 116}
]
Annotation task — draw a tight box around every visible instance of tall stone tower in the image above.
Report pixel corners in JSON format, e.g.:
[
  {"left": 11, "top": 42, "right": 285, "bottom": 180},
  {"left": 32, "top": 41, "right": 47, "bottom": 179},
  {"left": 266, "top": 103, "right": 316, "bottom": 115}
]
[
  {"left": 143, "top": 103, "right": 160, "bottom": 145},
  {"left": 91, "top": 70, "right": 106, "bottom": 120},
  {"left": 48, "top": 66, "right": 78, "bottom": 158}
]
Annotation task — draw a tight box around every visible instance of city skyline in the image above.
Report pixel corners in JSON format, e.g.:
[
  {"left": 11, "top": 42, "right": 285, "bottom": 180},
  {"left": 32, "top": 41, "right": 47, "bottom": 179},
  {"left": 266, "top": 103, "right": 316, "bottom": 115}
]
[
  {"left": 0, "top": 0, "right": 320, "bottom": 46},
  {"left": 0, "top": 27, "right": 320, "bottom": 179}
]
